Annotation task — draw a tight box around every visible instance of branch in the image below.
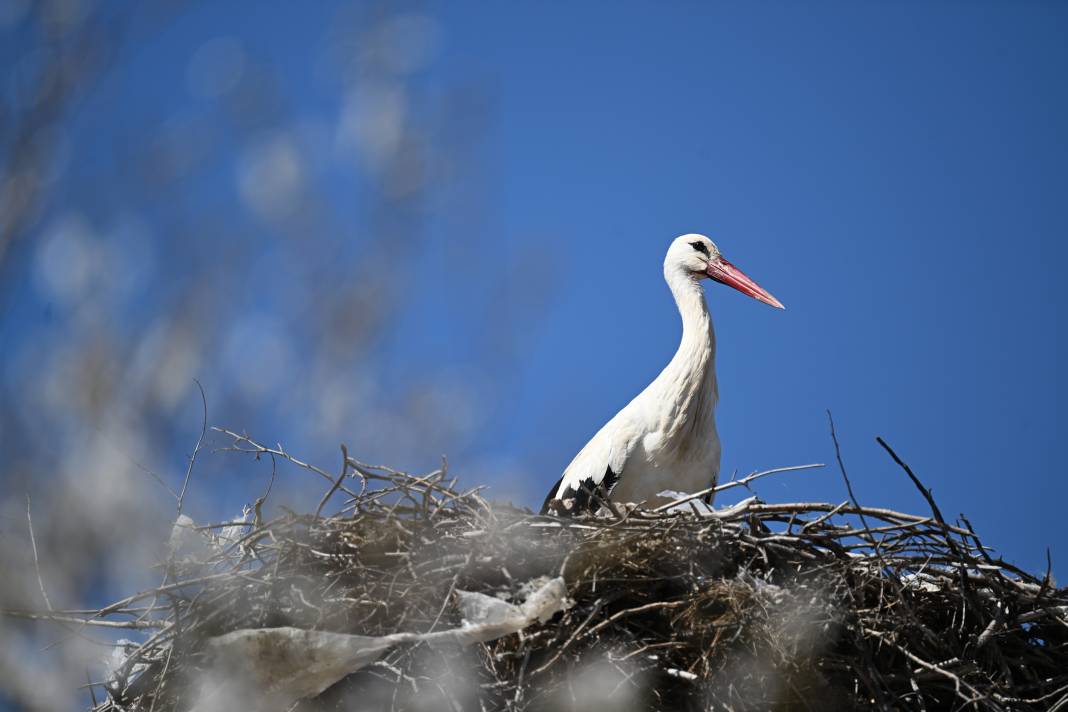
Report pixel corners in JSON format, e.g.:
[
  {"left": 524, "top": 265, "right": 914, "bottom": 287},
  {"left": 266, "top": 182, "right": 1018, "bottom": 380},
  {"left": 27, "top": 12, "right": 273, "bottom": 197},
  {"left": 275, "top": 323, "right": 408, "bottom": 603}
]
[
  {"left": 25, "top": 494, "right": 52, "bottom": 612},
  {"left": 176, "top": 379, "right": 207, "bottom": 516},
  {"left": 652, "top": 463, "right": 824, "bottom": 513}
]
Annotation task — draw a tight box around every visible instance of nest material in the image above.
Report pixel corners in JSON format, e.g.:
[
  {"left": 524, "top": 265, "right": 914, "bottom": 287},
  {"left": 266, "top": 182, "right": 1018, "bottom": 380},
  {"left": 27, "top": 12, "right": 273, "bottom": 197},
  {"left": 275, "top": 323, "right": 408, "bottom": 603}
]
[{"left": 64, "top": 432, "right": 1068, "bottom": 711}]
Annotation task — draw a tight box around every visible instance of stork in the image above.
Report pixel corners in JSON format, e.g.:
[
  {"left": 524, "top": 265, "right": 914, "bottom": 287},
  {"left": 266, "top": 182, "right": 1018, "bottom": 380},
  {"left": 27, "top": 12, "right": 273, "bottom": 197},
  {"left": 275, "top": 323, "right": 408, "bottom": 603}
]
[{"left": 541, "top": 234, "right": 783, "bottom": 514}]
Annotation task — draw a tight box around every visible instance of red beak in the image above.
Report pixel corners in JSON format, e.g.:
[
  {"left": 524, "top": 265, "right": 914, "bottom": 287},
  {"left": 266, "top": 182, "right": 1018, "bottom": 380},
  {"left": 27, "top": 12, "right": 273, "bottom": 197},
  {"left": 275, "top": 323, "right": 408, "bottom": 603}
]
[{"left": 706, "top": 257, "right": 785, "bottom": 309}]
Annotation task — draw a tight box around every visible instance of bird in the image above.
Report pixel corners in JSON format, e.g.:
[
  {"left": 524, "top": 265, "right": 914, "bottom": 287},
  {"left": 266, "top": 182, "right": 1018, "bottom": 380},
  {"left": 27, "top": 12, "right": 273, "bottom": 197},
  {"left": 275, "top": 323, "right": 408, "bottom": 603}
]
[{"left": 541, "top": 233, "right": 783, "bottom": 515}]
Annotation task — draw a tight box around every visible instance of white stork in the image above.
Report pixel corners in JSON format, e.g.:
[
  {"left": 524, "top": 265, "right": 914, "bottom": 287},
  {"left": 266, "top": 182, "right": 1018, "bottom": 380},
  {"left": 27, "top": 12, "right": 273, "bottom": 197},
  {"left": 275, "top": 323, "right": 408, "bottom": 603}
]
[{"left": 541, "top": 234, "right": 783, "bottom": 514}]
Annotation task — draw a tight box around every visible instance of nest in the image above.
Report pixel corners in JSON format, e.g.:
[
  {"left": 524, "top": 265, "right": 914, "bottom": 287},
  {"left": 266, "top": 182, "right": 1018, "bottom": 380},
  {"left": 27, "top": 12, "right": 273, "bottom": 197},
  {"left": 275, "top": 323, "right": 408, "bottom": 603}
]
[{"left": 39, "top": 431, "right": 1068, "bottom": 711}]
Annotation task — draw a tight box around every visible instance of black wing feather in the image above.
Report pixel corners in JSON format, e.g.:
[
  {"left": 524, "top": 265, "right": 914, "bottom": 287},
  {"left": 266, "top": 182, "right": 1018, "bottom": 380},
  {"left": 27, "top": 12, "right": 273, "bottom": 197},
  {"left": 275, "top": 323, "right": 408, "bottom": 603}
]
[
  {"left": 540, "top": 465, "right": 620, "bottom": 515},
  {"left": 539, "top": 473, "right": 567, "bottom": 515}
]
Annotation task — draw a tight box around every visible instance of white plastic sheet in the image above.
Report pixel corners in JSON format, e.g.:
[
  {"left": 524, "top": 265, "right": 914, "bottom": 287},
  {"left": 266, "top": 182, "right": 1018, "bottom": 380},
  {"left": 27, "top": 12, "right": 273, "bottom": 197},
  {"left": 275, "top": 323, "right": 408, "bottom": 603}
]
[{"left": 194, "top": 576, "right": 572, "bottom": 710}]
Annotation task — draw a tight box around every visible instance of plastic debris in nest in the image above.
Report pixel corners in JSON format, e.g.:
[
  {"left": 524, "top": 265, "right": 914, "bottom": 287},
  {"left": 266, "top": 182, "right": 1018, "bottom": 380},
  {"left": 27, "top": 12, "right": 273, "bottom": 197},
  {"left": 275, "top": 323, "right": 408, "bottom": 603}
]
[{"left": 194, "top": 577, "right": 571, "bottom": 711}]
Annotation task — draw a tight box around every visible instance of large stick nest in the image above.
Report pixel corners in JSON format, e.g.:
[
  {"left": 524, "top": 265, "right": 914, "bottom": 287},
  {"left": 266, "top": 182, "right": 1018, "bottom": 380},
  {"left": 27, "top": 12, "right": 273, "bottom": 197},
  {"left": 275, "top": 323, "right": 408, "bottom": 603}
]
[{"left": 44, "top": 431, "right": 1068, "bottom": 710}]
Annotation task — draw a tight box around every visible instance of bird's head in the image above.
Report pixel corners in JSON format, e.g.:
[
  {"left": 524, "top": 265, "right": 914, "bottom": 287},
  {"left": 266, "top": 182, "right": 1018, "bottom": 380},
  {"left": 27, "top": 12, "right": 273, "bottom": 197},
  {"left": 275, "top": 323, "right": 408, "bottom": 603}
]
[{"left": 665, "top": 233, "right": 784, "bottom": 309}]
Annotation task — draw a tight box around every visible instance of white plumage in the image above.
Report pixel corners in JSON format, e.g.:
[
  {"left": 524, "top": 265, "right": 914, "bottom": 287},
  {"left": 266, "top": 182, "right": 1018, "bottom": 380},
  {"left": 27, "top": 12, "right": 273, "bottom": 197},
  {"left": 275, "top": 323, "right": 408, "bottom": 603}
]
[{"left": 541, "top": 234, "right": 783, "bottom": 514}]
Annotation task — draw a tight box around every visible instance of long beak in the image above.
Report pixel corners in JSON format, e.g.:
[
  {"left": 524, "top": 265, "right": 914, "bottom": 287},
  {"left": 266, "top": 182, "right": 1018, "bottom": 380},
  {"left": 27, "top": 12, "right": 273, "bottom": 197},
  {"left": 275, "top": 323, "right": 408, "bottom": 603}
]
[{"left": 706, "top": 256, "right": 785, "bottom": 309}]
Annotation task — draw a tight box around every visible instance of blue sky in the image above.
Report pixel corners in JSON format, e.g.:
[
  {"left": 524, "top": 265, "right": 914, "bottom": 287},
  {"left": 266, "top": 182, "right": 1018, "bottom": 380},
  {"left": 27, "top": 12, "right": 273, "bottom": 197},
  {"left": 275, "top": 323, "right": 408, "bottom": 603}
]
[
  {"left": 430, "top": 1, "right": 1068, "bottom": 571},
  {"left": 5, "top": 0, "right": 1067, "bottom": 579}
]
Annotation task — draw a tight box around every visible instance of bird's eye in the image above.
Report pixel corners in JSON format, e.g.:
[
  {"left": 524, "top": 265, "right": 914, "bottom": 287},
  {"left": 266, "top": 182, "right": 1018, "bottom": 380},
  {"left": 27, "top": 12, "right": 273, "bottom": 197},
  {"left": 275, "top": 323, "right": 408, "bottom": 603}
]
[{"left": 689, "top": 241, "right": 709, "bottom": 256}]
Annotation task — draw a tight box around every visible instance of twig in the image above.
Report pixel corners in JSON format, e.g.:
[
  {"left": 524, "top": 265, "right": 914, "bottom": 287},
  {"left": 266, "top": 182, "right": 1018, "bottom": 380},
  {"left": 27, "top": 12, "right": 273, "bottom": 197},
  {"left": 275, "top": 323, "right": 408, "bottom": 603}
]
[
  {"left": 176, "top": 379, "right": 207, "bottom": 516},
  {"left": 315, "top": 445, "right": 350, "bottom": 519},
  {"left": 652, "top": 463, "right": 824, "bottom": 512},
  {"left": 827, "top": 411, "right": 878, "bottom": 547},
  {"left": 213, "top": 427, "right": 360, "bottom": 500},
  {"left": 3, "top": 611, "right": 162, "bottom": 629},
  {"left": 876, "top": 437, "right": 966, "bottom": 563},
  {"left": 26, "top": 494, "right": 53, "bottom": 612}
]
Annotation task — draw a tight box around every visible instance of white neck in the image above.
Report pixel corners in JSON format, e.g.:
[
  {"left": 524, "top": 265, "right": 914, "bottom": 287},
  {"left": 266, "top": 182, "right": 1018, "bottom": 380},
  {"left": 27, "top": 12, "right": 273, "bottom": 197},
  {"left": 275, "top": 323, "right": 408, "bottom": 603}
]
[
  {"left": 665, "top": 267, "right": 715, "bottom": 360},
  {"left": 652, "top": 267, "right": 718, "bottom": 456}
]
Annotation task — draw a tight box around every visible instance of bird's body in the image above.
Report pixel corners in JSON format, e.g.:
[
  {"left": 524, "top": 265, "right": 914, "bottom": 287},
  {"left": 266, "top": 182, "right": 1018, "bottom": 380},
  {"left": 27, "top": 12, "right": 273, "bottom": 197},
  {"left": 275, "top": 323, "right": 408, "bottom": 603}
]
[{"left": 542, "top": 234, "right": 782, "bottom": 514}]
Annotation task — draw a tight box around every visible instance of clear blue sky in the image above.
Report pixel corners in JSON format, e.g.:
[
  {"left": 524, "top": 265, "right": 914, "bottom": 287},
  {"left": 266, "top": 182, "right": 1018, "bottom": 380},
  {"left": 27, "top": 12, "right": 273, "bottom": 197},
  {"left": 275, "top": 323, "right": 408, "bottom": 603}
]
[
  {"left": 433, "top": 1, "right": 1068, "bottom": 573},
  {"left": 5, "top": 1, "right": 1066, "bottom": 578}
]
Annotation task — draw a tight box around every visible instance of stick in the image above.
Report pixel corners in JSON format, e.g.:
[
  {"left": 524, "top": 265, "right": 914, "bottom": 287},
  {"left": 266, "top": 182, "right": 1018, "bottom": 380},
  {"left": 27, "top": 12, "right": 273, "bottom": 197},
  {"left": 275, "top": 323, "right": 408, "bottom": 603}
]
[
  {"left": 652, "top": 463, "right": 824, "bottom": 512},
  {"left": 26, "top": 495, "right": 52, "bottom": 612},
  {"left": 827, "top": 411, "right": 878, "bottom": 546},
  {"left": 315, "top": 444, "right": 350, "bottom": 519},
  {"left": 876, "top": 437, "right": 965, "bottom": 561},
  {"left": 177, "top": 379, "right": 207, "bottom": 516}
]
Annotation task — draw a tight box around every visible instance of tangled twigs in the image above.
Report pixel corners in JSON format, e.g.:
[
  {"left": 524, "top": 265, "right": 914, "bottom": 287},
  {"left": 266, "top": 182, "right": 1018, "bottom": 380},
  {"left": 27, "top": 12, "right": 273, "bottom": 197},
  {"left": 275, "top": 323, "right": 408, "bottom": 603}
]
[{"left": 5, "top": 431, "right": 1065, "bottom": 712}]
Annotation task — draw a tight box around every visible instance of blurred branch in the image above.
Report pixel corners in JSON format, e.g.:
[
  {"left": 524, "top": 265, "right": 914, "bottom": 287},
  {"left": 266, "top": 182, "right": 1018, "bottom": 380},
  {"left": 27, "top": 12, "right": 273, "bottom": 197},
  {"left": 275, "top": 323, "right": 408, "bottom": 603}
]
[
  {"left": 25, "top": 494, "right": 53, "bottom": 612},
  {"left": 0, "top": 4, "right": 114, "bottom": 272},
  {"left": 176, "top": 379, "right": 207, "bottom": 515}
]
